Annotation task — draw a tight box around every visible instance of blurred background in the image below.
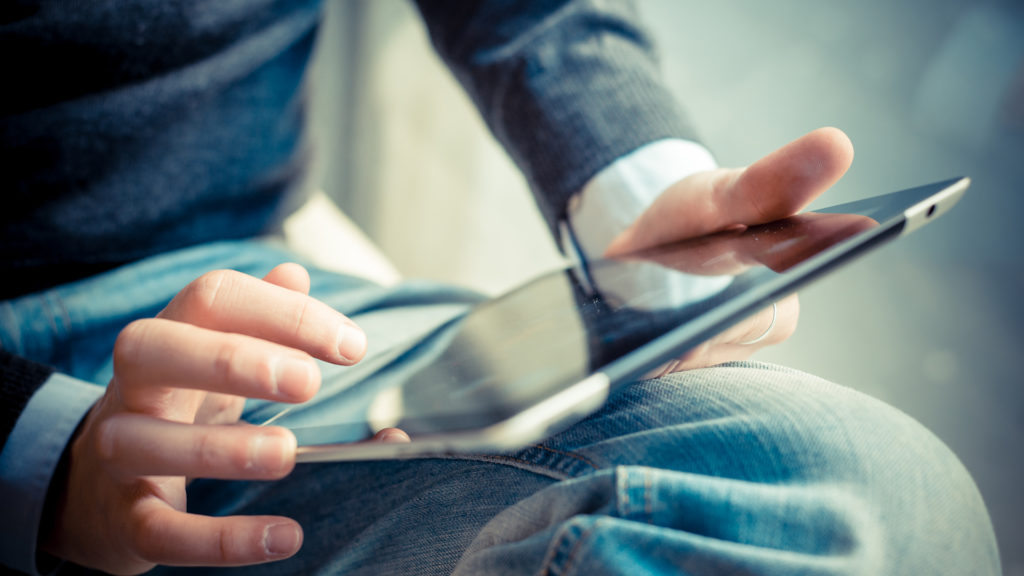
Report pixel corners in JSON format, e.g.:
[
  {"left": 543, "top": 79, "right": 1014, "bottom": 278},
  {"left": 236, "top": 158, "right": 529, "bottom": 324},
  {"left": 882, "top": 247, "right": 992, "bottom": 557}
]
[{"left": 300, "top": 1, "right": 1024, "bottom": 572}]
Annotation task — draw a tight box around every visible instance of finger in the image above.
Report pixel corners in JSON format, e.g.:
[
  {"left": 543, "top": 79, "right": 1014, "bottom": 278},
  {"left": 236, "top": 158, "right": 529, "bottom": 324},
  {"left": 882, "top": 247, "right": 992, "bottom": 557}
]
[
  {"left": 159, "top": 269, "right": 366, "bottom": 364},
  {"left": 372, "top": 427, "right": 410, "bottom": 442},
  {"left": 670, "top": 295, "right": 799, "bottom": 372},
  {"left": 263, "top": 262, "right": 311, "bottom": 295},
  {"left": 607, "top": 127, "right": 854, "bottom": 256},
  {"left": 98, "top": 414, "right": 296, "bottom": 480},
  {"left": 131, "top": 503, "right": 302, "bottom": 566},
  {"left": 723, "top": 295, "right": 799, "bottom": 347},
  {"left": 113, "top": 318, "right": 320, "bottom": 411},
  {"left": 722, "top": 126, "right": 854, "bottom": 225}
]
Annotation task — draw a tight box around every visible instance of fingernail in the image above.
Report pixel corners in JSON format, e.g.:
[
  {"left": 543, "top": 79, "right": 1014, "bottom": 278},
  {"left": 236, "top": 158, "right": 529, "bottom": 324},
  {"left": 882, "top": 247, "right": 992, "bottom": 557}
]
[
  {"left": 272, "top": 357, "right": 315, "bottom": 399},
  {"left": 251, "top": 432, "right": 296, "bottom": 475},
  {"left": 263, "top": 522, "right": 302, "bottom": 557},
  {"left": 376, "top": 428, "right": 410, "bottom": 443},
  {"left": 337, "top": 325, "right": 367, "bottom": 363}
]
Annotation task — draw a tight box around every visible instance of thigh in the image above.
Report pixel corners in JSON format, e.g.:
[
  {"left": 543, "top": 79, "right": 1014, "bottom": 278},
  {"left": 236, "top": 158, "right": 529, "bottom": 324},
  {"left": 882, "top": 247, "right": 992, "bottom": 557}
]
[{"left": 455, "top": 363, "right": 1000, "bottom": 575}]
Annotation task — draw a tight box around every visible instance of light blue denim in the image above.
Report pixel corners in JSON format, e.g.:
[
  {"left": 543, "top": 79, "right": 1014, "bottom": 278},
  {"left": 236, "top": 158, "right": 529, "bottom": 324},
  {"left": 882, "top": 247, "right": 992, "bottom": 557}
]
[{"left": 0, "top": 240, "right": 1000, "bottom": 575}]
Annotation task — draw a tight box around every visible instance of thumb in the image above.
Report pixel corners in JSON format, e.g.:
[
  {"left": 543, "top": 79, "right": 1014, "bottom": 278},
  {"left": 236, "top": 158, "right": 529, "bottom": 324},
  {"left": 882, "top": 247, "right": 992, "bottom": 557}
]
[{"left": 606, "top": 127, "right": 853, "bottom": 256}]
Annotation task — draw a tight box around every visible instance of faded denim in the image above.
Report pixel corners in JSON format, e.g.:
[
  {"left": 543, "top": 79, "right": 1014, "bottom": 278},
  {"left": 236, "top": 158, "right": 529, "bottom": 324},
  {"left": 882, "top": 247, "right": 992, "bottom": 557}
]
[{"left": 0, "top": 240, "right": 998, "bottom": 575}]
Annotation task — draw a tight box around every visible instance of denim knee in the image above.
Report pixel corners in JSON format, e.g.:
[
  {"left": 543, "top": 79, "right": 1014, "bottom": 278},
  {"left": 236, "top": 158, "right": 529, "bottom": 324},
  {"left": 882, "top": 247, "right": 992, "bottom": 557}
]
[{"left": 456, "top": 362, "right": 1000, "bottom": 575}]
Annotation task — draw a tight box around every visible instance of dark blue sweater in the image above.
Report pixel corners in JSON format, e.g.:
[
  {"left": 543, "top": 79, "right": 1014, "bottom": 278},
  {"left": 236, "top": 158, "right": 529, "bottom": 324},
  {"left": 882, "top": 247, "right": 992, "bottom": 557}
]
[
  {"left": 1, "top": 0, "right": 322, "bottom": 298},
  {"left": 0, "top": 0, "right": 696, "bottom": 300}
]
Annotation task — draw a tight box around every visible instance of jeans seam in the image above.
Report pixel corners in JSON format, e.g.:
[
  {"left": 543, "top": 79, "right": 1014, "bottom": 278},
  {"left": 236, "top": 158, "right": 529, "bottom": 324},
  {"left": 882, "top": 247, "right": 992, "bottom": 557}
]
[
  {"left": 435, "top": 445, "right": 601, "bottom": 482},
  {"left": 539, "top": 517, "right": 601, "bottom": 576},
  {"left": 528, "top": 443, "right": 600, "bottom": 472},
  {"left": 560, "top": 518, "right": 601, "bottom": 576},
  {"left": 434, "top": 453, "right": 572, "bottom": 481}
]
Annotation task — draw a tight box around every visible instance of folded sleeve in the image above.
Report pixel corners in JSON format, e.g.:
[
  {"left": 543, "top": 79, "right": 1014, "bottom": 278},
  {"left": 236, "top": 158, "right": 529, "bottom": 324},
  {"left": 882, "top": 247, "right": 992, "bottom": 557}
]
[
  {"left": 565, "top": 137, "right": 718, "bottom": 261},
  {"left": 413, "top": 0, "right": 701, "bottom": 231},
  {"left": 0, "top": 361, "right": 103, "bottom": 575}
]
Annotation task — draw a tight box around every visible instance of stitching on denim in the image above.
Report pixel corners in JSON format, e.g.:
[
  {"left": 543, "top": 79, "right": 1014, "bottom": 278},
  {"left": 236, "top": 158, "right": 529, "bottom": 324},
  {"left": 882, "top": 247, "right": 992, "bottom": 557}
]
[
  {"left": 433, "top": 453, "right": 572, "bottom": 481},
  {"left": 538, "top": 519, "right": 575, "bottom": 576},
  {"left": 484, "top": 453, "right": 557, "bottom": 470},
  {"left": 529, "top": 443, "right": 600, "bottom": 471},
  {"left": 557, "top": 517, "right": 603, "bottom": 576}
]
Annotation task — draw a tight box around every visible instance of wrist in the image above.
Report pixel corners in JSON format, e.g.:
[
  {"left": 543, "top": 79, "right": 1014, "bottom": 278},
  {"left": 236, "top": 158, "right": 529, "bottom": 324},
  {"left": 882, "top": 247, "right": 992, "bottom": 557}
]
[{"left": 565, "top": 139, "right": 717, "bottom": 261}]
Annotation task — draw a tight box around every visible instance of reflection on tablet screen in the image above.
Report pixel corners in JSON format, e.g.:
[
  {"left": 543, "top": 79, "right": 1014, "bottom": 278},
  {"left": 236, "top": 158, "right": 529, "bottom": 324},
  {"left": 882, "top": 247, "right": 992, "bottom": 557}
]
[{"left": 288, "top": 205, "right": 883, "bottom": 445}]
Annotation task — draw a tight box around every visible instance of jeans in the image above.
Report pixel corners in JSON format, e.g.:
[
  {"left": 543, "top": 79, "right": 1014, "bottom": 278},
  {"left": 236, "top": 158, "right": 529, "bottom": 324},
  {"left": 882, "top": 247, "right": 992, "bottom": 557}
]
[{"left": 2, "top": 240, "right": 999, "bottom": 575}]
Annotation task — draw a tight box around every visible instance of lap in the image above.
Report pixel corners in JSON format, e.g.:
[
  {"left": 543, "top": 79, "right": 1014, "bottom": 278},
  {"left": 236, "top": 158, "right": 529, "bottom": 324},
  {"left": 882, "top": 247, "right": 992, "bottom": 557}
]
[
  {"left": 15, "top": 241, "right": 992, "bottom": 575},
  {"left": 171, "top": 363, "right": 999, "bottom": 575},
  {"left": 454, "top": 364, "right": 1000, "bottom": 575}
]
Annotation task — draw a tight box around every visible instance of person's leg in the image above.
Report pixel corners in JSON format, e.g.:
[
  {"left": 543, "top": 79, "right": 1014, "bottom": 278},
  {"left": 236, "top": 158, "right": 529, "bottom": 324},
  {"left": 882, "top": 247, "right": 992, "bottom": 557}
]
[
  {"left": 14, "top": 241, "right": 995, "bottom": 574},
  {"left": 453, "top": 363, "right": 1000, "bottom": 575},
  {"left": 171, "top": 362, "right": 998, "bottom": 575}
]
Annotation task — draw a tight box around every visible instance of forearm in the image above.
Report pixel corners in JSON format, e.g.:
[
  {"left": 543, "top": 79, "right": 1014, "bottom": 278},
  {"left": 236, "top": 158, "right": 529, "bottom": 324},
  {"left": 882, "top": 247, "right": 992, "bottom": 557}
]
[{"left": 413, "top": 0, "right": 700, "bottom": 229}]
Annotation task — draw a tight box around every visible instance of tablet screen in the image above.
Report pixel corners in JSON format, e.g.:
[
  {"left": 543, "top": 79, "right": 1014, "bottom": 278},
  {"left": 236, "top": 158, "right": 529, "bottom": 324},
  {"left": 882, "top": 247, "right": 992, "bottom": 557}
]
[{"left": 290, "top": 179, "right": 959, "bottom": 444}]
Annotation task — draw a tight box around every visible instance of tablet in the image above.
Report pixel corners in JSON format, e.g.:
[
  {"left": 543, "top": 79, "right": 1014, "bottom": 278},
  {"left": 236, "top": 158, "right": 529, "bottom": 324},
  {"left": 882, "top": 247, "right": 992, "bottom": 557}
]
[{"left": 291, "top": 177, "right": 968, "bottom": 462}]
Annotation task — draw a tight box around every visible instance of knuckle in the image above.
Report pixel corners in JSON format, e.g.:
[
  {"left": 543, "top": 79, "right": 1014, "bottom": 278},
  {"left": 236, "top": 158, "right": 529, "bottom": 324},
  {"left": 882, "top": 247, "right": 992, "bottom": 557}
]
[
  {"left": 193, "top": 428, "right": 228, "bottom": 471},
  {"left": 214, "top": 335, "right": 293, "bottom": 399},
  {"left": 219, "top": 525, "right": 231, "bottom": 563},
  {"left": 288, "top": 299, "right": 321, "bottom": 351},
  {"left": 287, "top": 299, "right": 339, "bottom": 360},
  {"left": 290, "top": 299, "right": 311, "bottom": 340},
  {"left": 256, "top": 357, "right": 279, "bottom": 398},
  {"left": 113, "top": 319, "right": 151, "bottom": 373},
  {"left": 214, "top": 335, "right": 281, "bottom": 398},
  {"left": 215, "top": 523, "right": 248, "bottom": 564},
  {"left": 213, "top": 337, "right": 247, "bottom": 390},
  {"left": 229, "top": 437, "right": 256, "bottom": 473},
  {"left": 195, "top": 428, "right": 253, "bottom": 473},
  {"left": 93, "top": 418, "right": 121, "bottom": 466},
  {"left": 180, "top": 269, "right": 234, "bottom": 318}
]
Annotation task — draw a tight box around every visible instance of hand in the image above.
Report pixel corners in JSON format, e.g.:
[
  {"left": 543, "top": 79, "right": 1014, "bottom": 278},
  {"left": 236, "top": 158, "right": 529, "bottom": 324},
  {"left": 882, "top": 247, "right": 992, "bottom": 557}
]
[
  {"left": 39, "top": 263, "right": 402, "bottom": 574},
  {"left": 608, "top": 127, "right": 855, "bottom": 371}
]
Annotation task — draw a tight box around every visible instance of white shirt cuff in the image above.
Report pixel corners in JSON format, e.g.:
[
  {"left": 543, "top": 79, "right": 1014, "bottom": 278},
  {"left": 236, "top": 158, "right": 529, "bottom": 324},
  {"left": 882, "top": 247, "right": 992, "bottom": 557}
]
[{"left": 564, "top": 138, "right": 718, "bottom": 261}]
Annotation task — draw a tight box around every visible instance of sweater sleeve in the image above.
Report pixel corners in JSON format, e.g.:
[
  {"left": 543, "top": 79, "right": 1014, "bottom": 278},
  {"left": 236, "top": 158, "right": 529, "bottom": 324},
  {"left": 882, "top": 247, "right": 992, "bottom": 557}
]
[
  {"left": 0, "top": 351, "right": 103, "bottom": 575},
  {"left": 412, "top": 0, "right": 700, "bottom": 232}
]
